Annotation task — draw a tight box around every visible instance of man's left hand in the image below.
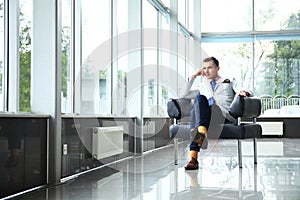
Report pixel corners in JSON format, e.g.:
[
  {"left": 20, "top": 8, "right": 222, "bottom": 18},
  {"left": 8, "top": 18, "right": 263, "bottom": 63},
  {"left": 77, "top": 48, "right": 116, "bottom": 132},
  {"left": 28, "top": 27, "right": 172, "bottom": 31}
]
[{"left": 239, "top": 90, "right": 250, "bottom": 97}]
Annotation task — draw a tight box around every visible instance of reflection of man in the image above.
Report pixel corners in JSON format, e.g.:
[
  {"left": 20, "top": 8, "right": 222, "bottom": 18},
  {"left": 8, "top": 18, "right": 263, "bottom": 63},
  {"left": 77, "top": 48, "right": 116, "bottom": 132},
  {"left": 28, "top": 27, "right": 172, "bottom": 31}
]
[
  {"left": 5, "top": 148, "right": 20, "bottom": 168},
  {"left": 2, "top": 122, "right": 21, "bottom": 168},
  {"left": 185, "top": 57, "right": 252, "bottom": 170},
  {"left": 186, "top": 170, "right": 199, "bottom": 188}
]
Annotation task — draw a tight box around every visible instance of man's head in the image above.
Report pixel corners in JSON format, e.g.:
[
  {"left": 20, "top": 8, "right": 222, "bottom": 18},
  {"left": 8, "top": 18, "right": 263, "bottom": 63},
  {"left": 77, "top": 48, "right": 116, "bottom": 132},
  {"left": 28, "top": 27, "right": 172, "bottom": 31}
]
[{"left": 202, "top": 56, "right": 220, "bottom": 80}]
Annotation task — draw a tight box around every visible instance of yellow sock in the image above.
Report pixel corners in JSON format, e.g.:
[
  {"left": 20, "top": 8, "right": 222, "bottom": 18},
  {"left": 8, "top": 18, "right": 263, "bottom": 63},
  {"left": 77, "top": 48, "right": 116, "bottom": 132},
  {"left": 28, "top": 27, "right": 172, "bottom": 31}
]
[
  {"left": 198, "top": 126, "right": 207, "bottom": 135},
  {"left": 189, "top": 150, "right": 198, "bottom": 160}
]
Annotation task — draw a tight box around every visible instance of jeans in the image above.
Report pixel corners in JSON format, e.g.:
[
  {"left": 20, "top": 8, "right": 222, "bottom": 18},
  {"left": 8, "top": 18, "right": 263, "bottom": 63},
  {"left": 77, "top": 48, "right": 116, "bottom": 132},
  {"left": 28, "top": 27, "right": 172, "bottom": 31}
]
[
  {"left": 189, "top": 94, "right": 226, "bottom": 151},
  {"left": 189, "top": 94, "right": 211, "bottom": 151}
]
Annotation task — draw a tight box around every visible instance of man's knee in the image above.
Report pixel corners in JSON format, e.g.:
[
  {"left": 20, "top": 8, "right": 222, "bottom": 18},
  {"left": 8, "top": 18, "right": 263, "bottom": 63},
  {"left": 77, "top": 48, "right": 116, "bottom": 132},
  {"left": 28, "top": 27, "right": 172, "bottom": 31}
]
[
  {"left": 190, "top": 108, "right": 195, "bottom": 115},
  {"left": 196, "top": 94, "right": 209, "bottom": 106}
]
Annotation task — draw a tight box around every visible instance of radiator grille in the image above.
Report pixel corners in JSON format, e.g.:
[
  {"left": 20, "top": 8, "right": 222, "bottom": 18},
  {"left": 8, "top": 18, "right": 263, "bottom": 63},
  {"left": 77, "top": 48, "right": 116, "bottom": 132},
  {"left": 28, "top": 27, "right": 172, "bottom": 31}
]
[{"left": 92, "top": 126, "right": 123, "bottom": 159}]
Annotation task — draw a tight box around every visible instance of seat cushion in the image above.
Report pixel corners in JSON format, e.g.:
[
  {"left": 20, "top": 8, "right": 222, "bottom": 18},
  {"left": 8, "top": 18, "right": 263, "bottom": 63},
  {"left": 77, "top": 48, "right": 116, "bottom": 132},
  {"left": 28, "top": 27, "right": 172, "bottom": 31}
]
[
  {"left": 169, "top": 122, "right": 262, "bottom": 140},
  {"left": 169, "top": 124, "right": 190, "bottom": 139},
  {"left": 220, "top": 123, "right": 262, "bottom": 139}
]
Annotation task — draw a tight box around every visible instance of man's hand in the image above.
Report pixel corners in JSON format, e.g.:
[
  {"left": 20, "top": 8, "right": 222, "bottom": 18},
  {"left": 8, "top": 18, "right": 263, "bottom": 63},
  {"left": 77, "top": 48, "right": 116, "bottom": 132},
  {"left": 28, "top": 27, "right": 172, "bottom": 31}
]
[
  {"left": 190, "top": 74, "right": 197, "bottom": 80},
  {"left": 190, "top": 68, "right": 205, "bottom": 80},
  {"left": 239, "top": 90, "right": 250, "bottom": 97}
]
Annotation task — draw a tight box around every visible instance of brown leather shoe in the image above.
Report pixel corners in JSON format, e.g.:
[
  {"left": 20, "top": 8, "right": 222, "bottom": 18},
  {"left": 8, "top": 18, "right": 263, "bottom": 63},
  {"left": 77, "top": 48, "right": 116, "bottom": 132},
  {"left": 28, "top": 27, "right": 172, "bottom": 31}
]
[
  {"left": 191, "top": 128, "right": 207, "bottom": 148},
  {"left": 184, "top": 157, "right": 199, "bottom": 170}
]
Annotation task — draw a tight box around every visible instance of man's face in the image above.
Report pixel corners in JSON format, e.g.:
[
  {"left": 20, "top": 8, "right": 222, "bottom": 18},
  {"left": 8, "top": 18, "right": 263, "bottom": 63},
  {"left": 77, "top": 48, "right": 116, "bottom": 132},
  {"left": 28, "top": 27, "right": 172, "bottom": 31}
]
[{"left": 202, "top": 60, "right": 219, "bottom": 80}]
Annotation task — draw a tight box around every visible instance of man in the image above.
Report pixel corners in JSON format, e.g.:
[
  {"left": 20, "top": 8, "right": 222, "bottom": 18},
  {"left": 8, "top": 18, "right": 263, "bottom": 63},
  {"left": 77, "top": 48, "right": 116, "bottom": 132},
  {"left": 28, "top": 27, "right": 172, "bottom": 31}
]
[{"left": 185, "top": 56, "right": 252, "bottom": 170}]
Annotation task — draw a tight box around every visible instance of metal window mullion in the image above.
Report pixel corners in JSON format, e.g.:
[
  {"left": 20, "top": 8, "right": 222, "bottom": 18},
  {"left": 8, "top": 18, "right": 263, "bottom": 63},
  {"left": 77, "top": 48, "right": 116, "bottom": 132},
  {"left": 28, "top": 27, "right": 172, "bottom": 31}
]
[
  {"left": 6, "top": 0, "right": 19, "bottom": 112},
  {"left": 70, "top": 0, "right": 75, "bottom": 113},
  {"left": 157, "top": 11, "right": 160, "bottom": 115},
  {"left": 3, "top": 0, "right": 8, "bottom": 111},
  {"left": 73, "top": 0, "right": 82, "bottom": 114}
]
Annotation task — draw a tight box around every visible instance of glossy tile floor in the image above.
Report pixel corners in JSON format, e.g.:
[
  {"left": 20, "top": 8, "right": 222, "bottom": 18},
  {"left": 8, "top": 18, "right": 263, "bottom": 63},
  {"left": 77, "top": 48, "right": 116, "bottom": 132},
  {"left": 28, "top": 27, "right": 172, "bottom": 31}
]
[{"left": 8, "top": 138, "right": 300, "bottom": 200}]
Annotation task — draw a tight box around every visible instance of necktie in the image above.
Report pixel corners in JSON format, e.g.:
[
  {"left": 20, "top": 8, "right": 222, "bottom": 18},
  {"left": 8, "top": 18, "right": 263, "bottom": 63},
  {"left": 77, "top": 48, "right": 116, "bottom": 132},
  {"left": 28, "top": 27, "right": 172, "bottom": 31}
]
[
  {"left": 211, "top": 80, "right": 216, "bottom": 91},
  {"left": 208, "top": 80, "right": 216, "bottom": 106}
]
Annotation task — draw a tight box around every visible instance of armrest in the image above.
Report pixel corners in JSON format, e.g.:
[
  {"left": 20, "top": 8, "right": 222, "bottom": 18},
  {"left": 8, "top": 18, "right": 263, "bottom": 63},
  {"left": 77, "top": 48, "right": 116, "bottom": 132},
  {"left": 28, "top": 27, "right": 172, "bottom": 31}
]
[
  {"left": 229, "top": 96, "right": 261, "bottom": 118},
  {"left": 167, "top": 98, "right": 194, "bottom": 120},
  {"left": 167, "top": 79, "right": 199, "bottom": 120}
]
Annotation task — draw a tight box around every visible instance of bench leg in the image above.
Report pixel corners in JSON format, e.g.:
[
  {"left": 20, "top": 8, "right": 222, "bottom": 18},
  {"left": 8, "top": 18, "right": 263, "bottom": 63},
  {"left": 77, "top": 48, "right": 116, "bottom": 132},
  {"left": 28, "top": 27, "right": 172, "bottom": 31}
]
[
  {"left": 238, "top": 139, "right": 242, "bottom": 168},
  {"left": 254, "top": 137, "right": 257, "bottom": 164},
  {"left": 174, "top": 138, "right": 178, "bottom": 165}
]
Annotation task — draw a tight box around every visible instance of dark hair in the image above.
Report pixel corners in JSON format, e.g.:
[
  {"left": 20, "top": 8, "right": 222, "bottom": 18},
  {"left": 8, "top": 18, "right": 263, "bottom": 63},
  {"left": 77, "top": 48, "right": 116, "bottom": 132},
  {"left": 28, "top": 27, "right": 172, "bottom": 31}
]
[{"left": 203, "top": 56, "right": 219, "bottom": 67}]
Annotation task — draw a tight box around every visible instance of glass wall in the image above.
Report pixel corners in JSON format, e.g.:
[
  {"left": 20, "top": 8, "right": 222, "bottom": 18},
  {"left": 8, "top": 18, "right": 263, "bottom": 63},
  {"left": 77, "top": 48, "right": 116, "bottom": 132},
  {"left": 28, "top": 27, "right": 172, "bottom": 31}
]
[
  {"left": 201, "top": 0, "right": 252, "bottom": 32},
  {"left": 1, "top": 0, "right": 196, "bottom": 117},
  {"left": 61, "top": 0, "right": 72, "bottom": 113},
  {"left": 159, "top": 14, "right": 171, "bottom": 115},
  {"left": 201, "top": 0, "right": 300, "bottom": 116},
  {"left": 187, "top": 0, "right": 194, "bottom": 33},
  {"left": 113, "top": 0, "right": 129, "bottom": 115},
  {"left": 81, "top": 0, "right": 111, "bottom": 114},
  {"left": 255, "top": 0, "right": 300, "bottom": 31},
  {"left": 177, "top": 0, "right": 186, "bottom": 26},
  {"left": 255, "top": 38, "right": 300, "bottom": 114},
  {"left": 19, "top": 0, "right": 32, "bottom": 112},
  {"left": 1, "top": 0, "right": 298, "bottom": 125},
  {"left": 143, "top": 0, "right": 158, "bottom": 116},
  {"left": 201, "top": 42, "right": 253, "bottom": 89}
]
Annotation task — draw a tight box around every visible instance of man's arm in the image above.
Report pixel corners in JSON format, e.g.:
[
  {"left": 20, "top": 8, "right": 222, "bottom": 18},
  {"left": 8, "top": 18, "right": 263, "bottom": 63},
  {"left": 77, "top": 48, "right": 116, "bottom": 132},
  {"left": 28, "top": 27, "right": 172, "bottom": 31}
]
[{"left": 231, "top": 79, "right": 253, "bottom": 97}]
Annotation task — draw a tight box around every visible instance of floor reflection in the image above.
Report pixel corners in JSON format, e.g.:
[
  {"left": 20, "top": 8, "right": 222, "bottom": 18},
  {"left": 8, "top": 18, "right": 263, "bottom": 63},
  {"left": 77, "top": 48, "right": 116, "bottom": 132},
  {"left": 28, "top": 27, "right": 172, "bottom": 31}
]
[
  {"left": 8, "top": 139, "right": 300, "bottom": 200},
  {"left": 172, "top": 166, "right": 263, "bottom": 199}
]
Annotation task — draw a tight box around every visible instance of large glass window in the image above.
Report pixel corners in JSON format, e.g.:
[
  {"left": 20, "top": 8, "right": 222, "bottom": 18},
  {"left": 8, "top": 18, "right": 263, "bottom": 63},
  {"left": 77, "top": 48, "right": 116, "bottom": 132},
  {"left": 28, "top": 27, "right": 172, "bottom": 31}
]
[
  {"left": 19, "top": 0, "right": 32, "bottom": 112},
  {"left": 114, "top": 0, "right": 128, "bottom": 115},
  {"left": 159, "top": 14, "right": 171, "bottom": 114},
  {"left": 255, "top": 38, "right": 300, "bottom": 115},
  {"left": 188, "top": 0, "right": 194, "bottom": 33},
  {"left": 143, "top": 0, "right": 158, "bottom": 116},
  {"left": 81, "top": 0, "right": 110, "bottom": 114},
  {"left": 202, "top": 37, "right": 300, "bottom": 115},
  {"left": 201, "top": 0, "right": 252, "bottom": 32},
  {"left": 255, "top": 0, "right": 300, "bottom": 31},
  {"left": 178, "top": 0, "right": 186, "bottom": 26},
  {"left": 201, "top": 0, "right": 300, "bottom": 117},
  {"left": 61, "top": 0, "right": 72, "bottom": 113},
  {"left": 201, "top": 42, "right": 254, "bottom": 90},
  {"left": 144, "top": 1, "right": 173, "bottom": 116}
]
